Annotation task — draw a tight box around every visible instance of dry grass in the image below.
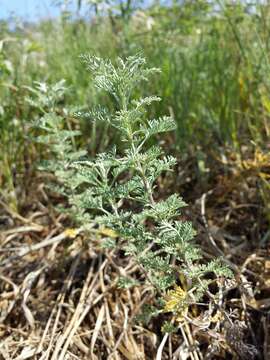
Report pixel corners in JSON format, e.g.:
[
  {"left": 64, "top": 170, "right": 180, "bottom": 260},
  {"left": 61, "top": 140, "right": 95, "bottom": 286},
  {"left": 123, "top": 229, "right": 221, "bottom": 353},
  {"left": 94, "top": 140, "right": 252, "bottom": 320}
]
[{"left": 0, "top": 163, "right": 269, "bottom": 359}]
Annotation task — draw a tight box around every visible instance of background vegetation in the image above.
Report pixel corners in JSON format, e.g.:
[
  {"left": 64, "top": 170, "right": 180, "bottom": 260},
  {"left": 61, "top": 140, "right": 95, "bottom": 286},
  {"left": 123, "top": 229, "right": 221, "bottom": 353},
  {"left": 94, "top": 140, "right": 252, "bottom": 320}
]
[{"left": 0, "top": 1, "right": 270, "bottom": 359}]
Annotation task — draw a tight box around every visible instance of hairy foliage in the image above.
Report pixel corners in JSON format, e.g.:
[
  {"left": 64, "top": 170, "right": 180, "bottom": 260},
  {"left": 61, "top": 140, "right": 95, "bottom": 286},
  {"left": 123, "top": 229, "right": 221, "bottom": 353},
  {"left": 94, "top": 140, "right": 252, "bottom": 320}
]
[{"left": 35, "top": 54, "right": 232, "bottom": 323}]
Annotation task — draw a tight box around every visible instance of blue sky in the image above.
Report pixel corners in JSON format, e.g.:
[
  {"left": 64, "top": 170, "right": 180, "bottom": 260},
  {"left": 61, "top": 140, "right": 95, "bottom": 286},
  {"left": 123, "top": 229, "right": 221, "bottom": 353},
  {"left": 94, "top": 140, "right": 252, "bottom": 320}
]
[
  {"left": 0, "top": 0, "right": 66, "bottom": 21},
  {"left": 0, "top": 0, "right": 262, "bottom": 21}
]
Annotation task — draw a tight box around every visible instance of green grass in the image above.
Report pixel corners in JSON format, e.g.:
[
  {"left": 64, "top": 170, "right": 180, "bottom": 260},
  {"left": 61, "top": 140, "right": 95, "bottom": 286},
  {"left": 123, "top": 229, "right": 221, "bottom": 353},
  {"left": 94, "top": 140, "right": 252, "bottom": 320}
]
[{"left": 1, "top": 1, "right": 270, "bottom": 211}]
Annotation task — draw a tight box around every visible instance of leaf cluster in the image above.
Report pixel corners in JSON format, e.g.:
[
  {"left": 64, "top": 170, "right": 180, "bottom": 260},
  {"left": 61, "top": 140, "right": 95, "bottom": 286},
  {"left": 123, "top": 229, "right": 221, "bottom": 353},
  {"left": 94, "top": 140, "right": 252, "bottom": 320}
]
[{"left": 34, "top": 54, "right": 233, "bottom": 325}]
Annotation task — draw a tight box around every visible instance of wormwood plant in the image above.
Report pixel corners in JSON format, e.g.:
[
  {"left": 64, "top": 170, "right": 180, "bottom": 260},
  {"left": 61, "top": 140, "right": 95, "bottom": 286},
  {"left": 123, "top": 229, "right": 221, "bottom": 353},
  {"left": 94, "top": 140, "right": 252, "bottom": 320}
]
[
  {"left": 28, "top": 81, "right": 87, "bottom": 207},
  {"left": 36, "top": 55, "right": 232, "bottom": 324}
]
